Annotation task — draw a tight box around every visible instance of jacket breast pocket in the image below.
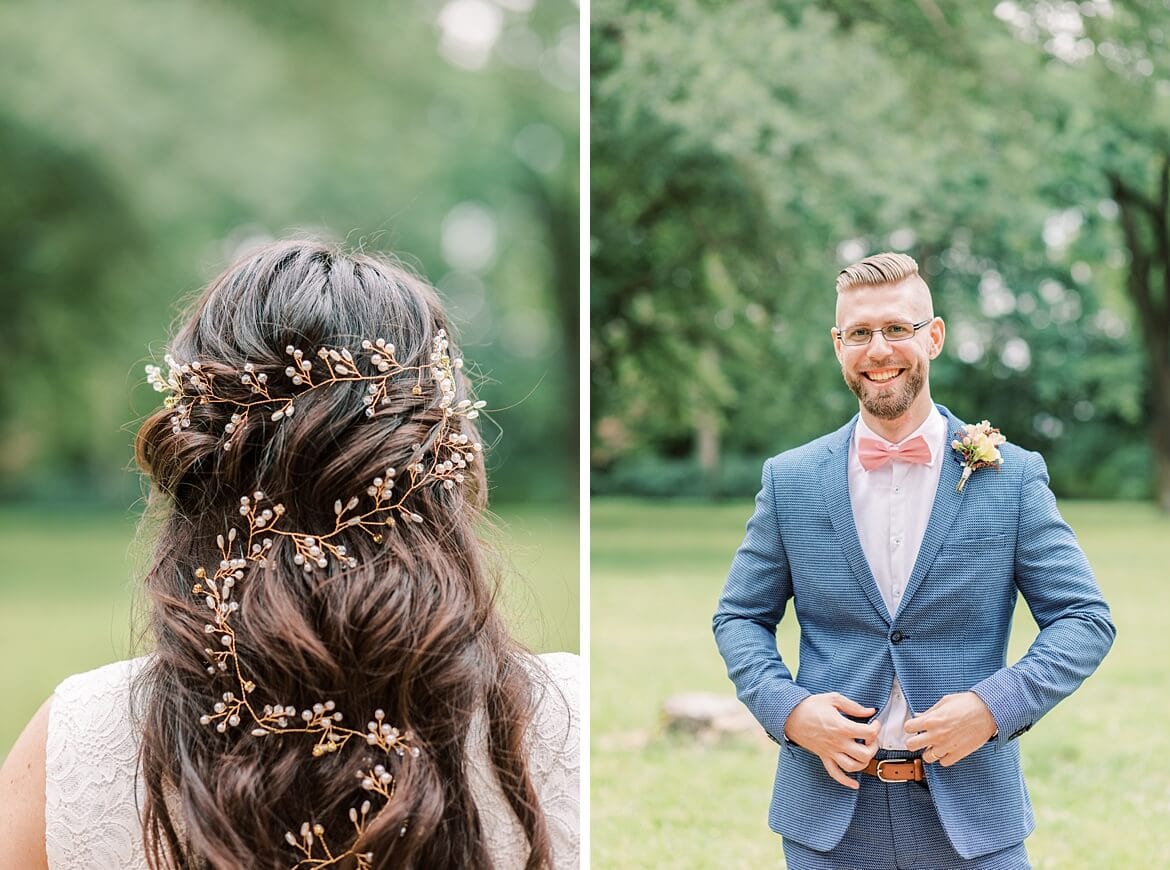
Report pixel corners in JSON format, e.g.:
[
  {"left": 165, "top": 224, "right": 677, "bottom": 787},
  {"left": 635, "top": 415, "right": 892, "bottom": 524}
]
[
  {"left": 939, "top": 533, "right": 1008, "bottom": 552},
  {"left": 924, "top": 533, "right": 1015, "bottom": 623}
]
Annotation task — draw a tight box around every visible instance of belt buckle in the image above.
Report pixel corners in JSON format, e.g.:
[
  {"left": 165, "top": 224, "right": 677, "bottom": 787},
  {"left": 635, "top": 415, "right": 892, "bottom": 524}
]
[{"left": 875, "top": 759, "right": 908, "bottom": 783}]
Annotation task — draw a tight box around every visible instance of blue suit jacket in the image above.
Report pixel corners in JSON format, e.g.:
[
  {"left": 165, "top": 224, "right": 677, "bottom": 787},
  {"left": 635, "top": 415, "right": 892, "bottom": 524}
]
[{"left": 712, "top": 405, "right": 1115, "bottom": 859}]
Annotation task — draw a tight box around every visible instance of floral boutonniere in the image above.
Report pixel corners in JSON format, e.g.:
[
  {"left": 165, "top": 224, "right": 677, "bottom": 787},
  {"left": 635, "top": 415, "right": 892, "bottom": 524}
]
[{"left": 951, "top": 420, "right": 1006, "bottom": 493}]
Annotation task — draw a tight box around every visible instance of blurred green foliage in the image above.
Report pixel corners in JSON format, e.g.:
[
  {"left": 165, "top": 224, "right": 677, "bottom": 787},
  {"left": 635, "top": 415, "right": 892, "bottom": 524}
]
[
  {"left": 592, "top": 0, "right": 1169, "bottom": 502},
  {"left": 0, "top": 0, "right": 578, "bottom": 505}
]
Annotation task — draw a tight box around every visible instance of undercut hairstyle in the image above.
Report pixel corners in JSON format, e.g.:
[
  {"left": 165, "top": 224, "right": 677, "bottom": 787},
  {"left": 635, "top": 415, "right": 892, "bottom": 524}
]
[
  {"left": 836, "top": 252, "right": 920, "bottom": 293},
  {"left": 133, "top": 239, "right": 551, "bottom": 869}
]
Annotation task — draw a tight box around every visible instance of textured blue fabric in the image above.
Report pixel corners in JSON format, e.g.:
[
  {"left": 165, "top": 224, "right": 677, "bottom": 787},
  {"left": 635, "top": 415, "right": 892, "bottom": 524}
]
[
  {"left": 781, "top": 751, "right": 1031, "bottom": 869},
  {"left": 712, "top": 405, "right": 1115, "bottom": 860}
]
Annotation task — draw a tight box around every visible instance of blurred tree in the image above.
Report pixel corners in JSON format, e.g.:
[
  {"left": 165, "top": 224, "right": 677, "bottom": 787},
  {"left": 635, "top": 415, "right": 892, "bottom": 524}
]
[
  {"left": 591, "top": 0, "right": 1153, "bottom": 501},
  {"left": 0, "top": 0, "right": 578, "bottom": 504},
  {"left": 810, "top": 0, "right": 1170, "bottom": 505},
  {"left": 1030, "top": 0, "right": 1170, "bottom": 509},
  {"left": 0, "top": 115, "right": 147, "bottom": 497},
  {"left": 591, "top": 1, "right": 936, "bottom": 494}
]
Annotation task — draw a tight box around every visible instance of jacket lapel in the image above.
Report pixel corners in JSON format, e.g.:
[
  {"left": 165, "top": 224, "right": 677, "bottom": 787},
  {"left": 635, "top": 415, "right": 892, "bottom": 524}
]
[
  {"left": 897, "top": 405, "right": 967, "bottom": 611},
  {"left": 822, "top": 418, "right": 892, "bottom": 625}
]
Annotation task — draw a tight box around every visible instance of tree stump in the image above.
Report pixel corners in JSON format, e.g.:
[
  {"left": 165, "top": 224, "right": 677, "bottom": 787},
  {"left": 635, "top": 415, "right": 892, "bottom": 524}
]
[{"left": 661, "top": 692, "right": 764, "bottom": 742}]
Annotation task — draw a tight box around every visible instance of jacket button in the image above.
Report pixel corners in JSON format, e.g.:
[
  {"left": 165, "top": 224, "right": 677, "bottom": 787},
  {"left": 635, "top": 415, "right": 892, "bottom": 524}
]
[{"left": 890, "top": 630, "right": 905, "bottom": 644}]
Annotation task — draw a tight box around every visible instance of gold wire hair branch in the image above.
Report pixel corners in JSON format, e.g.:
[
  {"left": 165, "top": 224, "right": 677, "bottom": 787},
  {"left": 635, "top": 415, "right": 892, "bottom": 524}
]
[
  {"left": 194, "top": 503, "right": 418, "bottom": 762},
  {"left": 146, "top": 329, "right": 485, "bottom": 451},
  {"left": 233, "top": 425, "right": 480, "bottom": 578},
  {"left": 286, "top": 807, "right": 374, "bottom": 870},
  {"left": 284, "top": 766, "right": 401, "bottom": 870},
  {"left": 194, "top": 501, "right": 418, "bottom": 868},
  {"left": 147, "top": 330, "right": 486, "bottom": 572},
  {"left": 146, "top": 331, "right": 486, "bottom": 868}
]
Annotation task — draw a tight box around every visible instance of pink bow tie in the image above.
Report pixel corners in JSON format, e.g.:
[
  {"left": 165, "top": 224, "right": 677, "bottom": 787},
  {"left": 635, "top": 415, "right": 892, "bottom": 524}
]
[{"left": 857, "top": 434, "right": 932, "bottom": 472}]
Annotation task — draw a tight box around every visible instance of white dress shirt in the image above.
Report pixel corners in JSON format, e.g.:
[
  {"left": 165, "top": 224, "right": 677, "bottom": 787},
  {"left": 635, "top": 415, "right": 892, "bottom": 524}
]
[{"left": 849, "top": 406, "right": 947, "bottom": 749}]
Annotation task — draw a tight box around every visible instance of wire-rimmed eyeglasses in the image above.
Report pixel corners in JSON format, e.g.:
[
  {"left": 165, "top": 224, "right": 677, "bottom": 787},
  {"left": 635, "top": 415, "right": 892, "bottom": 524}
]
[{"left": 834, "top": 318, "right": 933, "bottom": 347}]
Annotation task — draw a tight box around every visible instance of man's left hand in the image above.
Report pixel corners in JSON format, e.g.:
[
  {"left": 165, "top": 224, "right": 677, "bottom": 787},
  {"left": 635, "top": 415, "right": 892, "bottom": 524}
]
[{"left": 904, "top": 692, "right": 997, "bottom": 766}]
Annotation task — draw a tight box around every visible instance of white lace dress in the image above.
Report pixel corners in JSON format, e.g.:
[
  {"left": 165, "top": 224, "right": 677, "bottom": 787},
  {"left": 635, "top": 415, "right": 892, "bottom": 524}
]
[{"left": 45, "top": 652, "right": 579, "bottom": 869}]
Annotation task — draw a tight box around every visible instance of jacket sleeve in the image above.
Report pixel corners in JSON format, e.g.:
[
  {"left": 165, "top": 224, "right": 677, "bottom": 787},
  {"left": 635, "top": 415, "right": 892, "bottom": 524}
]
[
  {"left": 970, "top": 451, "right": 1116, "bottom": 748},
  {"left": 712, "top": 458, "right": 811, "bottom": 743}
]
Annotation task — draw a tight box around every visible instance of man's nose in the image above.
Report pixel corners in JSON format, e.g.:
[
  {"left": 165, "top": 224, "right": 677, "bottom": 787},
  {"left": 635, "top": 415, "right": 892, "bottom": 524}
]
[{"left": 867, "top": 329, "right": 896, "bottom": 354}]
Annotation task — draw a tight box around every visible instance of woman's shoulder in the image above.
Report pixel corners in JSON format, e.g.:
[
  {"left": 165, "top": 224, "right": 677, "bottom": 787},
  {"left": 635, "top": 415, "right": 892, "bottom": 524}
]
[
  {"left": 47, "top": 656, "right": 153, "bottom": 870},
  {"left": 516, "top": 651, "right": 579, "bottom": 799},
  {"left": 49, "top": 656, "right": 153, "bottom": 745},
  {"left": 525, "top": 651, "right": 579, "bottom": 694},
  {"left": 49, "top": 655, "right": 153, "bottom": 761},
  {"left": 52, "top": 656, "right": 152, "bottom": 705},
  {"left": 496, "top": 651, "right": 580, "bottom": 868},
  {"left": 519, "top": 651, "right": 579, "bottom": 747}
]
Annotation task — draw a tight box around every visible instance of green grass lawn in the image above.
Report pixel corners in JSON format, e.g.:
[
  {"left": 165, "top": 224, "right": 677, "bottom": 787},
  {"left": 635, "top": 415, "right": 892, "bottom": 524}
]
[
  {"left": 0, "top": 502, "right": 578, "bottom": 758},
  {"left": 591, "top": 498, "right": 1170, "bottom": 869}
]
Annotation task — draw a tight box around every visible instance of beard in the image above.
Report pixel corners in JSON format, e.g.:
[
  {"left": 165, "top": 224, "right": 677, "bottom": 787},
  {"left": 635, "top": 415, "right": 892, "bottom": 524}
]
[{"left": 843, "top": 360, "right": 926, "bottom": 420}]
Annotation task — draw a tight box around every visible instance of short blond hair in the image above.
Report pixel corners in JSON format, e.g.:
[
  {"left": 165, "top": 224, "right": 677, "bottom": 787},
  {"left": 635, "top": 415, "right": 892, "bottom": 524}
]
[{"left": 836, "top": 252, "right": 920, "bottom": 293}]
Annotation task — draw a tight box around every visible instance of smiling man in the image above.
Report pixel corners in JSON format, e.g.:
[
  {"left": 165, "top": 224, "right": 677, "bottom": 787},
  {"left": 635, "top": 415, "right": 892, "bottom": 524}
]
[{"left": 712, "top": 252, "right": 1115, "bottom": 869}]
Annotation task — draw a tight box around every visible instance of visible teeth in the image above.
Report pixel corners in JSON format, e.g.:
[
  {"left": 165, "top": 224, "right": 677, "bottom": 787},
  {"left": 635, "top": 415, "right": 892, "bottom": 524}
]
[{"left": 868, "top": 370, "right": 901, "bottom": 382}]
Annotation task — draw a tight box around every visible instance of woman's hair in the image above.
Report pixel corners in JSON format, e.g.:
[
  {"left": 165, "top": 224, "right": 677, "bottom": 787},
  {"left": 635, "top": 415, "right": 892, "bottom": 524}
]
[{"left": 134, "top": 239, "right": 550, "bottom": 869}]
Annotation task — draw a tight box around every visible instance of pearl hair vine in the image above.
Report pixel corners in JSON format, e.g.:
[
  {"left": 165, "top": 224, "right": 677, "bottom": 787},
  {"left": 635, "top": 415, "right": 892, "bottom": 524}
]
[
  {"left": 146, "top": 329, "right": 486, "bottom": 451},
  {"left": 145, "top": 330, "right": 486, "bottom": 868},
  {"left": 194, "top": 497, "right": 415, "bottom": 869}
]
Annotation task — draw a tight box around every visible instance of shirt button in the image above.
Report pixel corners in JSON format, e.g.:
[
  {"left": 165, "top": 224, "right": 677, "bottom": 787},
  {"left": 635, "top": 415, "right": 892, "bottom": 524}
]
[{"left": 891, "top": 630, "right": 905, "bottom": 644}]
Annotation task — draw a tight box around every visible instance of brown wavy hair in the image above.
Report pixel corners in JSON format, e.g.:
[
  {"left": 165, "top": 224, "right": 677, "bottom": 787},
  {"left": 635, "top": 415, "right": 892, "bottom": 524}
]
[{"left": 133, "top": 239, "right": 550, "bottom": 869}]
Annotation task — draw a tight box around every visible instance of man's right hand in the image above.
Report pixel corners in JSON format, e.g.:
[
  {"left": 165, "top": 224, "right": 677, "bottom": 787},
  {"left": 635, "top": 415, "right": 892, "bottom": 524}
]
[{"left": 783, "top": 692, "right": 880, "bottom": 790}]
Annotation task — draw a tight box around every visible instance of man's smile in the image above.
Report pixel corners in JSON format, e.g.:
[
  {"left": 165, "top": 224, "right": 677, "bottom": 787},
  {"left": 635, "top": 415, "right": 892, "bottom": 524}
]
[{"left": 864, "top": 367, "right": 905, "bottom": 384}]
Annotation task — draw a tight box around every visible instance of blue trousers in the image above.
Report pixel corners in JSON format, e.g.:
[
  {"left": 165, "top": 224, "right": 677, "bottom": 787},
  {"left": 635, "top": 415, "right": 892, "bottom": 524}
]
[{"left": 782, "top": 751, "right": 1030, "bottom": 870}]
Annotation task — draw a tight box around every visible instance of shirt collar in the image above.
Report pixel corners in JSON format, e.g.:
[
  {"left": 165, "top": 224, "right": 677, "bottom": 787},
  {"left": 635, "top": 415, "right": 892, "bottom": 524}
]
[{"left": 854, "top": 405, "right": 945, "bottom": 467}]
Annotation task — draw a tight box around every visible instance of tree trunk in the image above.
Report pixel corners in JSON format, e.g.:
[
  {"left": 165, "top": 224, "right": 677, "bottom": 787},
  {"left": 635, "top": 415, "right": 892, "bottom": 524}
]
[
  {"left": 1152, "top": 372, "right": 1170, "bottom": 512},
  {"left": 695, "top": 405, "right": 721, "bottom": 499},
  {"left": 693, "top": 345, "right": 723, "bottom": 498},
  {"left": 1108, "top": 166, "right": 1170, "bottom": 510}
]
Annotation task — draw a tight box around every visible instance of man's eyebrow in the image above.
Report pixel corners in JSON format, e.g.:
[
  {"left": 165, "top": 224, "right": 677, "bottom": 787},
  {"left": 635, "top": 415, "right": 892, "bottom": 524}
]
[{"left": 838, "top": 317, "right": 912, "bottom": 328}]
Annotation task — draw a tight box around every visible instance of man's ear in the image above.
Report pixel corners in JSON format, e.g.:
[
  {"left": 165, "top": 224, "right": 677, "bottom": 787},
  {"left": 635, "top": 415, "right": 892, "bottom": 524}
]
[
  {"left": 830, "top": 327, "right": 843, "bottom": 361},
  {"left": 928, "top": 317, "right": 945, "bottom": 359}
]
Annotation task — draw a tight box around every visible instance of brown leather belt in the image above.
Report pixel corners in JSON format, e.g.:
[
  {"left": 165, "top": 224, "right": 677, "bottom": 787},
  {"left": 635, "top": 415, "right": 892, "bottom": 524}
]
[{"left": 862, "top": 757, "right": 926, "bottom": 783}]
